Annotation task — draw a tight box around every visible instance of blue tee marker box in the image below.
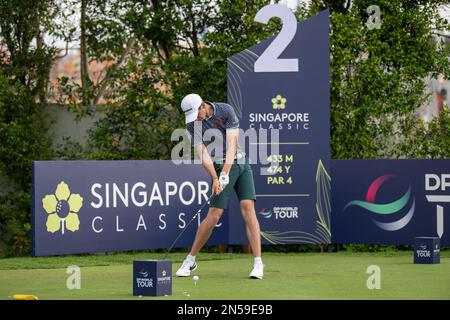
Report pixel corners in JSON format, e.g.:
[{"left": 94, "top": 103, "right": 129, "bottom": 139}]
[
  {"left": 133, "top": 260, "right": 172, "bottom": 296},
  {"left": 414, "top": 237, "right": 440, "bottom": 264}
]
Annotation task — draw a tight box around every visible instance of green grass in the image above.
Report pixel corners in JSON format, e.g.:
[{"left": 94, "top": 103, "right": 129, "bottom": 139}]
[{"left": 0, "top": 251, "right": 449, "bottom": 300}]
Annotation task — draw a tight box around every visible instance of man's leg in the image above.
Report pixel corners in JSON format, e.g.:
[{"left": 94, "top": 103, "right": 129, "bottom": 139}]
[
  {"left": 176, "top": 207, "right": 224, "bottom": 277},
  {"left": 239, "top": 199, "right": 261, "bottom": 257},
  {"left": 189, "top": 207, "right": 224, "bottom": 256},
  {"left": 240, "top": 199, "right": 264, "bottom": 279},
  {"left": 233, "top": 161, "right": 263, "bottom": 278}
]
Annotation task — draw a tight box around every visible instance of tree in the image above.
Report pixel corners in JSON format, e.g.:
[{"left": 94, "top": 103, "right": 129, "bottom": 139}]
[
  {"left": 68, "top": 0, "right": 279, "bottom": 160},
  {"left": 0, "top": 0, "right": 59, "bottom": 255},
  {"left": 310, "top": 0, "right": 450, "bottom": 159}
]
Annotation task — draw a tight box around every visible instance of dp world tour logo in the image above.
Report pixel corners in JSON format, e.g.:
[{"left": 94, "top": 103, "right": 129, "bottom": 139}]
[
  {"left": 257, "top": 208, "right": 272, "bottom": 219},
  {"left": 344, "top": 175, "right": 415, "bottom": 231},
  {"left": 42, "top": 181, "right": 83, "bottom": 234},
  {"left": 139, "top": 268, "right": 149, "bottom": 278}
]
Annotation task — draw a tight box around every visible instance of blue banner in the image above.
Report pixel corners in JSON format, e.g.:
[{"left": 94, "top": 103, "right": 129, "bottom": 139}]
[
  {"left": 331, "top": 159, "right": 450, "bottom": 245},
  {"left": 227, "top": 9, "right": 331, "bottom": 244},
  {"left": 32, "top": 161, "right": 228, "bottom": 256}
]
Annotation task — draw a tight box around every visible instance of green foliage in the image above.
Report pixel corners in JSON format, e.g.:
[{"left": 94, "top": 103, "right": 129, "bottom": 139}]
[
  {"left": 0, "top": 76, "right": 53, "bottom": 189},
  {"left": 54, "top": 136, "right": 85, "bottom": 160},
  {"left": 0, "top": 191, "right": 31, "bottom": 257},
  {"left": 398, "top": 108, "right": 450, "bottom": 158},
  {"left": 341, "top": 244, "right": 397, "bottom": 252},
  {"left": 0, "top": 0, "right": 56, "bottom": 255},
  {"left": 326, "top": 0, "right": 450, "bottom": 159},
  {"left": 69, "top": 0, "right": 281, "bottom": 160}
]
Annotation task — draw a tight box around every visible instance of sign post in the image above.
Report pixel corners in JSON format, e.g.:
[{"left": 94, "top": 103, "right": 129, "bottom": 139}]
[{"left": 227, "top": 7, "right": 331, "bottom": 245}]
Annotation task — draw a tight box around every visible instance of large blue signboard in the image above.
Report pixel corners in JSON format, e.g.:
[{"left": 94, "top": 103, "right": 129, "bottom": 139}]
[
  {"left": 227, "top": 8, "right": 331, "bottom": 244},
  {"left": 332, "top": 160, "right": 450, "bottom": 245},
  {"left": 32, "top": 161, "right": 228, "bottom": 256}
]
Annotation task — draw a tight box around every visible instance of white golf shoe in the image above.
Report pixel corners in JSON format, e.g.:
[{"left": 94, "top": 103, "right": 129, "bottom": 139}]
[
  {"left": 249, "top": 262, "right": 264, "bottom": 279},
  {"left": 176, "top": 259, "right": 197, "bottom": 277}
]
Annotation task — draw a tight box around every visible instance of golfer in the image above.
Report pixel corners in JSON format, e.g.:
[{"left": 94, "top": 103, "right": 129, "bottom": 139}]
[{"left": 175, "top": 93, "right": 264, "bottom": 279}]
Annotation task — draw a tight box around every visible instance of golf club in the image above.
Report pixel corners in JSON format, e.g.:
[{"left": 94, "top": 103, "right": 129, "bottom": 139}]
[{"left": 163, "top": 194, "right": 215, "bottom": 260}]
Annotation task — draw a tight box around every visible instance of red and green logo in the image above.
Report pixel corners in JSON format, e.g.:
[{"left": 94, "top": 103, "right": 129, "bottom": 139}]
[
  {"left": 257, "top": 208, "right": 272, "bottom": 219},
  {"left": 344, "top": 175, "right": 415, "bottom": 231}
]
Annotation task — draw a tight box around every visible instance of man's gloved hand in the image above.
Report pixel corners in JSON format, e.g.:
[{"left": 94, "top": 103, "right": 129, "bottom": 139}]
[{"left": 219, "top": 171, "right": 229, "bottom": 190}]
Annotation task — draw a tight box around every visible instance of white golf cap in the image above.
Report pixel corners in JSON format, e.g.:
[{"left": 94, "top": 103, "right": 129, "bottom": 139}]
[{"left": 180, "top": 93, "right": 202, "bottom": 124}]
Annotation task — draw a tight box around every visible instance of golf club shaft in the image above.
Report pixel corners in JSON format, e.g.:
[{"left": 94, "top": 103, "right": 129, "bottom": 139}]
[{"left": 163, "top": 194, "right": 214, "bottom": 260}]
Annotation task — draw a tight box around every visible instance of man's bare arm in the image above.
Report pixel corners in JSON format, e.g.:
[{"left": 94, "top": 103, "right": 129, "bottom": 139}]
[
  {"left": 196, "top": 144, "right": 221, "bottom": 194},
  {"left": 222, "top": 128, "right": 238, "bottom": 174},
  {"left": 197, "top": 144, "right": 217, "bottom": 178}
]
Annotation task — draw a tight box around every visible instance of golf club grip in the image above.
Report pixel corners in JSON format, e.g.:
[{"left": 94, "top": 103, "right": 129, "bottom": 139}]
[{"left": 163, "top": 194, "right": 215, "bottom": 259}]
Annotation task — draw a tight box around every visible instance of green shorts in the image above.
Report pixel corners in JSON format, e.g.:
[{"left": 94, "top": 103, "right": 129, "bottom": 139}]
[{"left": 210, "top": 158, "right": 257, "bottom": 209}]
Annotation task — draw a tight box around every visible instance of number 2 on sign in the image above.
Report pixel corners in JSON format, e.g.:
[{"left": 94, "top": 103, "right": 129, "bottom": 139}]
[{"left": 254, "top": 4, "right": 299, "bottom": 72}]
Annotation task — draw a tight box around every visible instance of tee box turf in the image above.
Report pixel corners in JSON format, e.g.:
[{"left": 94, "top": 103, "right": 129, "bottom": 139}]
[
  {"left": 133, "top": 260, "right": 172, "bottom": 296},
  {"left": 414, "top": 237, "right": 440, "bottom": 264}
]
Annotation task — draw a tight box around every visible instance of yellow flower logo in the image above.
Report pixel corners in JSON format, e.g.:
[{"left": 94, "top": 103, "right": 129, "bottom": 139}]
[
  {"left": 42, "top": 181, "right": 83, "bottom": 234},
  {"left": 272, "top": 95, "right": 287, "bottom": 110}
]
